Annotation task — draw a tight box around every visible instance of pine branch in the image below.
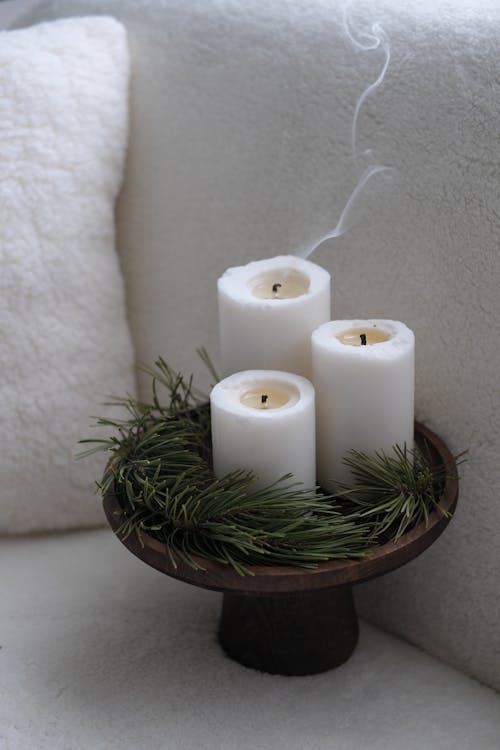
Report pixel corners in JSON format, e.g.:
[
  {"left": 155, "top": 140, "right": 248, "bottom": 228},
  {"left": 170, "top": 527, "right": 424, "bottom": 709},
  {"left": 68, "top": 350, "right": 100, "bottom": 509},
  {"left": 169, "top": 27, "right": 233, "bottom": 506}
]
[
  {"left": 337, "top": 443, "right": 456, "bottom": 540},
  {"left": 81, "top": 355, "right": 454, "bottom": 574}
]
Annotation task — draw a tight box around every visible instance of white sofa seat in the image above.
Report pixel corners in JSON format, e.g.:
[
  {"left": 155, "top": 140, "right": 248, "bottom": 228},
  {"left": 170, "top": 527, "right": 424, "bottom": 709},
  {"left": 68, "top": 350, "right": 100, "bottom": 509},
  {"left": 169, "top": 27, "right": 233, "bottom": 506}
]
[{"left": 1, "top": 529, "right": 500, "bottom": 750}]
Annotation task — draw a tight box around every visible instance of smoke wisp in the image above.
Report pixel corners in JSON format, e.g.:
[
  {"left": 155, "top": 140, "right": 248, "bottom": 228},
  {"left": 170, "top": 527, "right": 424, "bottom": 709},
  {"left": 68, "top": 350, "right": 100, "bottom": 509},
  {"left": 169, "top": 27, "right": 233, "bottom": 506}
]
[{"left": 296, "top": 7, "right": 392, "bottom": 260}]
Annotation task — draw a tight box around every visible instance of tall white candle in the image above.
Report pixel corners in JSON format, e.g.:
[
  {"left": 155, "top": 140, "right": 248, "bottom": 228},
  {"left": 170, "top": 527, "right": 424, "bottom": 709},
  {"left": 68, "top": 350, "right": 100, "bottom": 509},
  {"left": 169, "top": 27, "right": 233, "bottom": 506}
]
[
  {"left": 210, "top": 370, "right": 316, "bottom": 490},
  {"left": 218, "top": 255, "right": 331, "bottom": 379},
  {"left": 312, "top": 320, "right": 415, "bottom": 491}
]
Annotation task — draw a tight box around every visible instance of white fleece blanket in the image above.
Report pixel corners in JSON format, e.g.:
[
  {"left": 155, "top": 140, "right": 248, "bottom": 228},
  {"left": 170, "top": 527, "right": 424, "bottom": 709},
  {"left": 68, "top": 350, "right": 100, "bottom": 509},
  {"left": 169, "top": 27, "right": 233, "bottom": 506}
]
[
  {"left": 3, "top": 530, "right": 500, "bottom": 750},
  {"left": 0, "top": 17, "right": 136, "bottom": 533},
  {"left": 16, "top": 0, "right": 500, "bottom": 692}
]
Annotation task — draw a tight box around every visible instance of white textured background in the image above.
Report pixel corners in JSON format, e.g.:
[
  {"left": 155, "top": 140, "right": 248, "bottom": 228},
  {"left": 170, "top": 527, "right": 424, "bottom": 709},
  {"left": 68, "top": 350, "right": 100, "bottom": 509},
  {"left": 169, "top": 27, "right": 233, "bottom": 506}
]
[
  {"left": 10, "top": 0, "right": 500, "bottom": 691},
  {"left": 0, "top": 0, "right": 36, "bottom": 26}
]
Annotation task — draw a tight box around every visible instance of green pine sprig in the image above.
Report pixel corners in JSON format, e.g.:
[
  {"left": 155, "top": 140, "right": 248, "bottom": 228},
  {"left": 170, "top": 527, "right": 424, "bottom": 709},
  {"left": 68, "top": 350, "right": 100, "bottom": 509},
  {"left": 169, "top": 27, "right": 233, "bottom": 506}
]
[
  {"left": 336, "top": 443, "right": 455, "bottom": 541},
  {"left": 80, "top": 356, "right": 456, "bottom": 575}
]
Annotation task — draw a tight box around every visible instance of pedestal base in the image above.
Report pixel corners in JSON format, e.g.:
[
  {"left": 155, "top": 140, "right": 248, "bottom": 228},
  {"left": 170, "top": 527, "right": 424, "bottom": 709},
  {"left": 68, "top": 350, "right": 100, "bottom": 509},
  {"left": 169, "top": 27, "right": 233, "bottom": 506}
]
[
  {"left": 218, "top": 586, "right": 358, "bottom": 675},
  {"left": 103, "top": 422, "right": 458, "bottom": 677}
]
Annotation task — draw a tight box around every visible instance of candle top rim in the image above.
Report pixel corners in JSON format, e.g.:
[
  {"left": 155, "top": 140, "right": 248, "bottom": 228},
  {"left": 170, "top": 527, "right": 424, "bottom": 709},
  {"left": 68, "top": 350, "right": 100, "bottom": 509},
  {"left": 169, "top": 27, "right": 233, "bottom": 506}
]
[
  {"left": 210, "top": 369, "right": 315, "bottom": 418},
  {"left": 312, "top": 319, "right": 414, "bottom": 357},
  {"left": 240, "top": 385, "right": 293, "bottom": 410},
  {"left": 335, "top": 325, "right": 392, "bottom": 346},
  {"left": 218, "top": 255, "right": 330, "bottom": 305}
]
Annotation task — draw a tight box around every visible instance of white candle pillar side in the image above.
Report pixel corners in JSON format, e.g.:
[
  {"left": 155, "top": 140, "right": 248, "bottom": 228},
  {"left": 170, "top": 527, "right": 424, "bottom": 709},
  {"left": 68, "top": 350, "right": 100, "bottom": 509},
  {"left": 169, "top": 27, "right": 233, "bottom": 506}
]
[
  {"left": 210, "top": 370, "right": 316, "bottom": 491},
  {"left": 218, "top": 255, "right": 331, "bottom": 380},
  {"left": 312, "top": 320, "right": 415, "bottom": 492}
]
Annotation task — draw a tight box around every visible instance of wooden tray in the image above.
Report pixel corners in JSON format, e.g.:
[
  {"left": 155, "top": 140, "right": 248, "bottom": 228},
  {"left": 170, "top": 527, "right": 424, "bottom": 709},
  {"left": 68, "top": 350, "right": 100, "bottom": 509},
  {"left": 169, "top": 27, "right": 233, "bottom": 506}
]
[{"left": 104, "top": 421, "right": 458, "bottom": 675}]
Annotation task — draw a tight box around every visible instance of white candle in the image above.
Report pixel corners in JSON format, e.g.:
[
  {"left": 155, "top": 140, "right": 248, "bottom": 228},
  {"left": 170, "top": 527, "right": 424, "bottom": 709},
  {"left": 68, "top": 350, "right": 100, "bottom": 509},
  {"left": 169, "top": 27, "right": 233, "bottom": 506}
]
[
  {"left": 210, "top": 370, "right": 316, "bottom": 490},
  {"left": 218, "top": 255, "right": 331, "bottom": 379},
  {"left": 312, "top": 320, "right": 415, "bottom": 491}
]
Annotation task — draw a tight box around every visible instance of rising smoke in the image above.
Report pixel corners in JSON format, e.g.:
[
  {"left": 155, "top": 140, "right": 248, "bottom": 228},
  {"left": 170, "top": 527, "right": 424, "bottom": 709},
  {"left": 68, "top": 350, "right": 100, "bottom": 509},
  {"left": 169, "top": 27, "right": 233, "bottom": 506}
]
[{"left": 296, "top": 7, "right": 392, "bottom": 260}]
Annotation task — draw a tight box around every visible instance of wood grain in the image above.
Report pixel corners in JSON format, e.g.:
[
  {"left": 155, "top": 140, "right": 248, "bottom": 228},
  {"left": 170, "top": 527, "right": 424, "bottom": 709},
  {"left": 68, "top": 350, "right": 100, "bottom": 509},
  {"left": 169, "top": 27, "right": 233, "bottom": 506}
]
[{"left": 219, "top": 587, "right": 358, "bottom": 675}]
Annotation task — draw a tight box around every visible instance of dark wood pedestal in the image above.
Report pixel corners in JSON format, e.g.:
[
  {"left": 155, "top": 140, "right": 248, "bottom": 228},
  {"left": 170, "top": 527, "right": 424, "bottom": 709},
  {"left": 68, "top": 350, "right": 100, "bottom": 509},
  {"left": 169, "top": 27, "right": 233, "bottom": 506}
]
[
  {"left": 104, "top": 422, "right": 458, "bottom": 676},
  {"left": 219, "top": 586, "right": 358, "bottom": 675}
]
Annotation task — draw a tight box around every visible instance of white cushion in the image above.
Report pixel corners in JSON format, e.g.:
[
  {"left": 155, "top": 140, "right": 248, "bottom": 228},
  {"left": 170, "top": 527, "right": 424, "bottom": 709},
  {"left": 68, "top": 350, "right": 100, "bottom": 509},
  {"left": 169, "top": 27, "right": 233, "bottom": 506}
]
[
  {"left": 1, "top": 529, "right": 500, "bottom": 750},
  {"left": 0, "top": 17, "right": 135, "bottom": 533}
]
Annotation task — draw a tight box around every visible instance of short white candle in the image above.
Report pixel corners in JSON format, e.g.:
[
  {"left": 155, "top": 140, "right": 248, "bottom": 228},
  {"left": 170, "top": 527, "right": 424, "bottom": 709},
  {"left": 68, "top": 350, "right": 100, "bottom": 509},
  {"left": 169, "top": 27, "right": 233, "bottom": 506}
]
[
  {"left": 312, "top": 320, "right": 415, "bottom": 491},
  {"left": 218, "top": 255, "right": 331, "bottom": 379},
  {"left": 210, "top": 370, "right": 316, "bottom": 490}
]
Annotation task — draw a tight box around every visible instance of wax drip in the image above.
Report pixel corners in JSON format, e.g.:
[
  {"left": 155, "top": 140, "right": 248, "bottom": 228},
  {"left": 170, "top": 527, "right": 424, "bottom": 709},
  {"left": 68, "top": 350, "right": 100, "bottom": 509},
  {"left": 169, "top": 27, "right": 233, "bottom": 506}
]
[
  {"left": 261, "top": 394, "right": 269, "bottom": 404},
  {"left": 272, "top": 283, "right": 282, "bottom": 293},
  {"left": 360, "top": 333, "right": 367, "bottom": 345}
]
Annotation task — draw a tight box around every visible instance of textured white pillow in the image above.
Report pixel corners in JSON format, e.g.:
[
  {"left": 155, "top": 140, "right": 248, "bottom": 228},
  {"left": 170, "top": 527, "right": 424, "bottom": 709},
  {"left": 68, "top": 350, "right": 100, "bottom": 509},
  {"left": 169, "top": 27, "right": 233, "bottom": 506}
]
[{"left": 0, "top": 17, "right": 136, "bottom": 533}]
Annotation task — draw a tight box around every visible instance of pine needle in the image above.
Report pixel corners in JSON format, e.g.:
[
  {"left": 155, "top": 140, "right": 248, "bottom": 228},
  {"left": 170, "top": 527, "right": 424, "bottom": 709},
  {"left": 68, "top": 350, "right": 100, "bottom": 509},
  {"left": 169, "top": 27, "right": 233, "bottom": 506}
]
[{"left": 81, "top": 356, "right": 455, "bottom": 574}]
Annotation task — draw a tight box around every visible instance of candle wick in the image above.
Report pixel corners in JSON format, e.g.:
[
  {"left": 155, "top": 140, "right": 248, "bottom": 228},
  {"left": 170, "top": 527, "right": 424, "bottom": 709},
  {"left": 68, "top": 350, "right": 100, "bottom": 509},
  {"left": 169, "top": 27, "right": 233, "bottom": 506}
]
[
  {"left": 261, "top": 394, "right": 268, "bottom": 404},
  {"left": 360, "top": 333, "right": 367, "bottom": 346},
  {"left": 272, "top": 283, "right": 282, "bottom": 293}
]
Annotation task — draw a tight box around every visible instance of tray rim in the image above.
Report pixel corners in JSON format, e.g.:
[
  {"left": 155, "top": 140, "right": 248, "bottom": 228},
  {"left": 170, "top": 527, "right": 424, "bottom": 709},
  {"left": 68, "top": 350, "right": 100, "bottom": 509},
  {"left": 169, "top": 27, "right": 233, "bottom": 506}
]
[{"left": 103, "top": 420, "right": 458, "bottom": 596}]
